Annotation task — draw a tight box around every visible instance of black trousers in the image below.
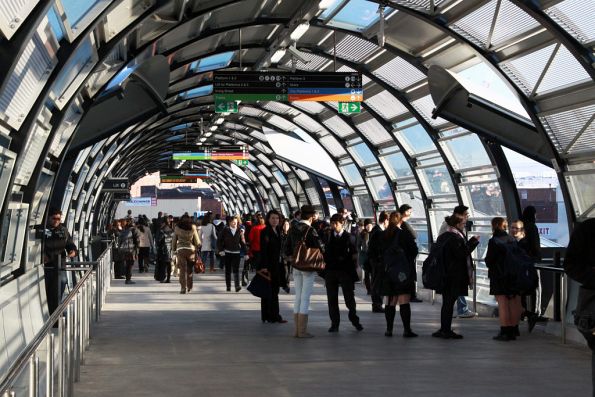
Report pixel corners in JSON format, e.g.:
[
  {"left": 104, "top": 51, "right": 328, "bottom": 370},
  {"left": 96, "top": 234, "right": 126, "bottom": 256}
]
[
  {"left": 224, "top": 253, "right": 240, "bottom": 288},
  {"left": 125, "top": 259, "right": 134, "bottom": 281},
  {"left": 138, "top": 247, "right": 150, "bottom": 271},
  {"left": 325, "top": 270, "right": 359, "bottom": 327},
  {"left": 261, "top": 289, "right": 281, "bottom": 322},
  {"left": 441, "top": 293, "right": 458, "bottom": 332},
  {"left": 370, "top": 262, "right": 384, "bottom": 309},
  {"left": 44, "top": 267, "right": 67, "bottom": 314}
]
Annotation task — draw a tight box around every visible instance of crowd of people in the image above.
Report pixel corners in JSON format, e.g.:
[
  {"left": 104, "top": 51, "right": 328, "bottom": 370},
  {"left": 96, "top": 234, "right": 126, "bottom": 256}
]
[{"left": 102, "top": 203, "right": 554, "bottom": 343}]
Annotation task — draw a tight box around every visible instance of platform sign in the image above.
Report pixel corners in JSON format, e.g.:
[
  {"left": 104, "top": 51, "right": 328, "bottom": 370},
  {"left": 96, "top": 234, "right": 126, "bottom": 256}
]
[
  {"left": 125, "top": 197, "right": 157, "bottom": 207},
  {"left": 172, "top": 145, "right": 249, "bottom": 161},
  {"left": 213, "top": 71, "right": 363, "bottom": 103},
  {"left": 103, "top": 178, "right": 129, "bottom": 192},
  {"left": 215, "top": 100, "right": 238, "bottom": 113},
  {"left": 338, "top": 102, "right": 361, "bottom": 114},
  {"left": 112, "top": 192, "right": 131, "bottom": 201}
]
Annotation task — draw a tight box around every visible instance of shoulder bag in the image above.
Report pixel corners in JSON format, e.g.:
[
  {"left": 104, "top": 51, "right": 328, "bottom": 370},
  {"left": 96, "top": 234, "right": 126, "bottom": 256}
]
[{"left": 292, "top": 227, "right": 325, "bottom": 272}]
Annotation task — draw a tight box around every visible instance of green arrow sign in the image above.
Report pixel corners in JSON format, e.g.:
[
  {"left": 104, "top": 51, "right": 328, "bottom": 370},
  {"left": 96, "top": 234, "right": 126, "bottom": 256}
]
[
  {"left": 233, "top": 159, "right": 249, "bottom": 167},
  {"left": 338, "top": 102, "right": 361, "bottom": 114},
  {"left": 215, "top": 99, "right": 238, "bottom": 113}
]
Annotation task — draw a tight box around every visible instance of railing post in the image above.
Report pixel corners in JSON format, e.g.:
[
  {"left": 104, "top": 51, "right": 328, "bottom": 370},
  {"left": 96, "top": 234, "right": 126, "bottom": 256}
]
[
  {"left": 561, "top": 272, "right": 567, "bottom": 344},
  {"left": 29, "top": 354, "right": 38, "bottom": 397},
  {"left": 47, "top": 333, "right": 54, "bottom": 397},
  {"left": 473, "top": 265, "right": 477, "bottom": 314},
  {"left": 58, "top": 316, "right": 65, "bottom": 397},
  {"left": 95, "top": 260, "right": 101, "bottom": 322},
  {"left": 67, "top": 302, "right": 74, "bottom": 397}
]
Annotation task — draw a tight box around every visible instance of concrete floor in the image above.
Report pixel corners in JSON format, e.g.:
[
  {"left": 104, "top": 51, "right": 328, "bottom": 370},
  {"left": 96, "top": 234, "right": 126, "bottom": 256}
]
[{"left": 75, "top": 270, "right": 591, "bottom": 397}]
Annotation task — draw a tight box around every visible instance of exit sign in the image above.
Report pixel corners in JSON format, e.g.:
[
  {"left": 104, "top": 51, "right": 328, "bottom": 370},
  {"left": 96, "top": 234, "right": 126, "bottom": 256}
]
[
  {"left": 338, "top": 102, "right": 361, "bottom": 114},
  {"left": 215, "top": 100, "right": 238, "bottom": 113},
  {"left": 234, "top": 159, "right": 249, "bottom": 166}
]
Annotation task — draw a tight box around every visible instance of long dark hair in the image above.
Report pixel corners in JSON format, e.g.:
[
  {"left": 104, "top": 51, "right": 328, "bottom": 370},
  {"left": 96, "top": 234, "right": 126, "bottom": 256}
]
[
  {"left": 265, "top": 209, "right": 281, "bottom": 228},
  {"left": 201, "top": 213, "right": 212, "bottom": 226},
  {"left": 178, "top": 214, "right": 193, "bottom": 230},
  {"left": 384, "top": 211, "right": 402, "bottom": 241}
]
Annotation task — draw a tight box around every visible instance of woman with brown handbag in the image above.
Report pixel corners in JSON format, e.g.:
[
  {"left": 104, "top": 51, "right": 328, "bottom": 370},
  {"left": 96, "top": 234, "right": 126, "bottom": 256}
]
[{"left": 285, "top": 205, "right": 325, "bottom": 338}]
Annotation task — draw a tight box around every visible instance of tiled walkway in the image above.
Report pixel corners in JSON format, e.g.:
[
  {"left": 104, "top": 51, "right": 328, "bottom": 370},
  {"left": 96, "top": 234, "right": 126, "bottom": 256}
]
[{"left": 75, "top": 271, "right": 590, "bottom": 397}]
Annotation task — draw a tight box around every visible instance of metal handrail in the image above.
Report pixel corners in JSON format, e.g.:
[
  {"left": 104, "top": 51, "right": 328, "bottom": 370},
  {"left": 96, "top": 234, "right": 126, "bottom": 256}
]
[
  {"left": 534, "top": 263, "right": 568, "bottom": 344},
  {"left": 0, "top": 244, "right": 112, "bottom": 397}
]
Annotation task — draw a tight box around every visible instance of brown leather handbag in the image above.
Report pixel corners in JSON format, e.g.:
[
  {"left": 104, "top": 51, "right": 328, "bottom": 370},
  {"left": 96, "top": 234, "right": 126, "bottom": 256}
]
[{"left": 292, "top": 227, "right": 326, "bottom": 272}]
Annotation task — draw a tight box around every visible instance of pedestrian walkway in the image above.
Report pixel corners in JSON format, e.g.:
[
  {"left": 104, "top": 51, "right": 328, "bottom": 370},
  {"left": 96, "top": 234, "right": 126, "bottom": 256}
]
[{"left": 74, "top": 271, "right": 590, "bottom": 397}]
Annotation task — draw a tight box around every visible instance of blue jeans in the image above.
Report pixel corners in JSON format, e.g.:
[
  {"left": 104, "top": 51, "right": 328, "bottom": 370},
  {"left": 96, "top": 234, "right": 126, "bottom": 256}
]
[
  {"left": 456, "top": 296, "right": 469, "bottom": 315},
  {"left": 293, "top": 270, "right": 316, "bottom": 314},
  {"left": 201, "top": 250, "right": 215, "bottom": 270}
]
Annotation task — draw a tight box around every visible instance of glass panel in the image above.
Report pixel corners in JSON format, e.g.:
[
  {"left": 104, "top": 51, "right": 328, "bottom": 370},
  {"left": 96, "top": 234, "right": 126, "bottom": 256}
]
[
  {"left": 352, "top": 193, "right": 374, "bottom": 218},
  {"left": 48, "top": 7, "right": 65, "bottom": 42},
  {"left": 348, "top": 143, "right": 377, "bottom": 166},
  {"left": 503, "top": 147, "right": 569, "bottom": 246},
  {"left": 191, "top": 52, "right": 234, "bottom": 73},
  {"left": 545, "top": 0, "right": 595, "bottom": 44},
  {"left": 180, "top": 85, "right": 213, "bottom": 99},
  {"left": 61, "top": 0, "right": 101, "bottom": 26},
  {"left": 398, "top": 123, "right": 436, "bottom": 154},
  {"left": 442, "top": 134, "right": 491, "bottom": 170},
  {"left": 367, "top": 175, "right": 392, "bottom": 201},
  {"left": 328, "top": 0, "right": 394, "bottom": 32},
  {"left": 273, "top": 170, "right": 288, "bottom": 185},
  {"left": 468, "top": 183, "right": 506, "bottom": 216},
  {"left": 340, "top": 163, "right": 363, "bottom": 185},
  {"left": 421, "top": 165, "right": 455, "bottom": 196},
  {"left": 380, "top": 152, "right": 414, "bottom": 179}
]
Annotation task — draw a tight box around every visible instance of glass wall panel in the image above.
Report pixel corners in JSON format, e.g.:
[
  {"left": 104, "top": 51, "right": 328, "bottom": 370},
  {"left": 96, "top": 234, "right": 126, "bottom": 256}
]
[
  {"left": 421, "top": 165, "right": 455, "bottom": 195},
  {"left": 503, "top": 147, "right": 569, "bottom": 246},
  {"left": 441, "top": 134, "right": 491, "bottom": 170},
  {"left": 380, "top": 152, "right": 414, "bottom": 179},
  {"left": 468, "top": 183, "right": 506, "bottom": 216},
  {"left": 367, "top": 175, "right": 393, "bottom": 202},
  {"left": 352, "top": 193, "right": 374, "bottom": 218},
  {"left": 340, "top": 163, "right": 364, "bottom": 185},
  {"left": 398, "top": 124, "right": 436, "bottom": 154},
  {"left": 348, "top": 143, "right": 377, "bottom": 166}
]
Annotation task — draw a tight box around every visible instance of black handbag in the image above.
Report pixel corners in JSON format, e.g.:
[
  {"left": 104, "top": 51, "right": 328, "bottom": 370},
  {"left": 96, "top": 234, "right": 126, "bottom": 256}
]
[
  {"left": 574, "top": 286, "right": 595, "bottom": 335},
  {"left": 247, "top": 270, "right": 272, "bottom": 299}
]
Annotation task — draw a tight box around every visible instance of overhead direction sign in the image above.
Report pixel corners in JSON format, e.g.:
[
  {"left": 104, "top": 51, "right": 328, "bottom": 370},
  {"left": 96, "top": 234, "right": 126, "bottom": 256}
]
[
  {"left": 103, "top": 178, "right": 129, "bottom": 192},
  {"left": 338, "top": 102, "right": 361, "bottom": 114},
  {"left": 213, "top": 71, "right": 363, "bottom": 103},
  {"left": 215, "top": 100, "right": 238, "bottom": 113},
  {"left": 112, "top": 192, "right": 131, "bottom": 201},
  {"left": 172, "top": 145, "right": 249, "bottom": 161}
]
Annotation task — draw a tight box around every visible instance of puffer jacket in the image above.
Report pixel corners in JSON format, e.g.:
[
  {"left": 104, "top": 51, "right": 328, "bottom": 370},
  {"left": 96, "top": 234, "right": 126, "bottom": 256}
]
[{"left": 172, "top": 224, "right": 200, "bottom": 252}]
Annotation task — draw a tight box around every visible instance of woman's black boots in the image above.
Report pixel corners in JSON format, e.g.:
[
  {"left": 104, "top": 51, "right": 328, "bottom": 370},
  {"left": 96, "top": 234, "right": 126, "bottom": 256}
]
[{"left": 384, "top": 305, "right": 396, "bottom": 337}]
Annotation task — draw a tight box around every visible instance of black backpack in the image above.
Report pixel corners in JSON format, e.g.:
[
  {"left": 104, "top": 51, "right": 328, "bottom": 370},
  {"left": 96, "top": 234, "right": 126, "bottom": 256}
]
[
  {"left": 422, "top": 233, "right": 451, "bottom": 292},
  {"left": 493, "top": 237, "right": 538, "bottom": 294}
]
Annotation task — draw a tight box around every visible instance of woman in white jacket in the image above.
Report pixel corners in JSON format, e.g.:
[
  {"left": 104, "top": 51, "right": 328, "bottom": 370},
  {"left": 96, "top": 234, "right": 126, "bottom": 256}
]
[
  {"left": 200, "top": 214, "right": 218, "bottom": 272},
  {"left": 137, "top": 218, "right": 154, "bottom": 273}
]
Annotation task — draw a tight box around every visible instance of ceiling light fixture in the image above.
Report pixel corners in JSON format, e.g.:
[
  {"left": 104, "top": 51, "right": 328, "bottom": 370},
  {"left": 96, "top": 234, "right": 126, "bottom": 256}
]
[
  {"left": 290, "top": 22, "right": 309, "bottom": 42},
  {"left": 270, "top": 48, "right": 287, "bottom": 63},
  {"left": 420, "top": 38, "right": 456, "bottom": 58}
]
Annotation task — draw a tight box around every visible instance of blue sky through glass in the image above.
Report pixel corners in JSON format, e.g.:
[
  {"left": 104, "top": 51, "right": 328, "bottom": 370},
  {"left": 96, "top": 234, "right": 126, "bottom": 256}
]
[
  {"left": 181, "top": 85, "right": 213, "bottom": 99},
  {"left": 48, "top": 7, "right": 64, "bottom": 41},
  {"left": 190, "top": 52, "right": 234, "bottom": 73},
  {"left": 61, "top": 0, "right": 100, "bottom": 26},
  {"left": 327, "top": 0, "right": 393, "bottom": 31},
  {"left": 105, "top": 64, "right": 138, "bottom": 91}
]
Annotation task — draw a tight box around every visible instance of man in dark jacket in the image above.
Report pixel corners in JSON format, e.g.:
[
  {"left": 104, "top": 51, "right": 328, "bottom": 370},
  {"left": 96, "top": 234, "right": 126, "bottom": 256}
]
[
  {"left": 323, "top": 213, "right": 363, "bottom": 332},
  {"left": 564, "top": 218, "right": 595, "bottom": 397},
  {"left": 368, "top": 211, "right": 389, "bottom": 313},
  {"left": 399, "top": 204, "right": 421, "bottom": 302},
  {"left": 44, "top": 209, "right": 77, "bottom": 313}
]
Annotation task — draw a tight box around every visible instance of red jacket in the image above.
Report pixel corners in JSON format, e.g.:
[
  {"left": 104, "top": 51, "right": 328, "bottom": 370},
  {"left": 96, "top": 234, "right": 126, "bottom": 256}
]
[{"left": 248, "top": 224, "right": 266, "bottom": 254}]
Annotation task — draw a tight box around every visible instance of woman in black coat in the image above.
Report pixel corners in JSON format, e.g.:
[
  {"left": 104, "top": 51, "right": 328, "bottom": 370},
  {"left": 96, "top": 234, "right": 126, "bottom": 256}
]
[
  {"left": 485, "top": 217, "right": 523, "bottom": 341},
  {"left": 432, "top": 213, "right": 479, "bottom": 339},
  {"left": 380, "top": 212, "right": 418, "bottom": 338},
  {"left": 259, "top": 210, "right": 287, "bottom": 323}
]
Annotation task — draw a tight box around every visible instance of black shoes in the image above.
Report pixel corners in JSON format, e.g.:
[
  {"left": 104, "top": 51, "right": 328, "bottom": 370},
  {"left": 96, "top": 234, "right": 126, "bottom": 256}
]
[
  {"left": 235, "top": 286, "right": 241, "bottom": 292},
  {"left": 353, "top": 323, "right": 363, "bottom": 331},
  {"left": 403, "top": 330, "right": 418, "bottom": 338},
  {"left": 493, "top": 326, "right": 516, "bottom": 341},
  {"left": 372, "top": 306, "right": 384, "bottom": 313},
  {"left": 432, "top": 330, "right": 463, "bottom": 339},
  {"left": 226, "top": 287, "right": 231, "bottom": 292},
  {"left": 384, "top": 330, "right": 393, "bottom": 337},
  {"left": 125, "top": 280, "right": 135, "bottom": 285},
  {"left": 328, "top": 325, "right": 339, "bottom": 333}
]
